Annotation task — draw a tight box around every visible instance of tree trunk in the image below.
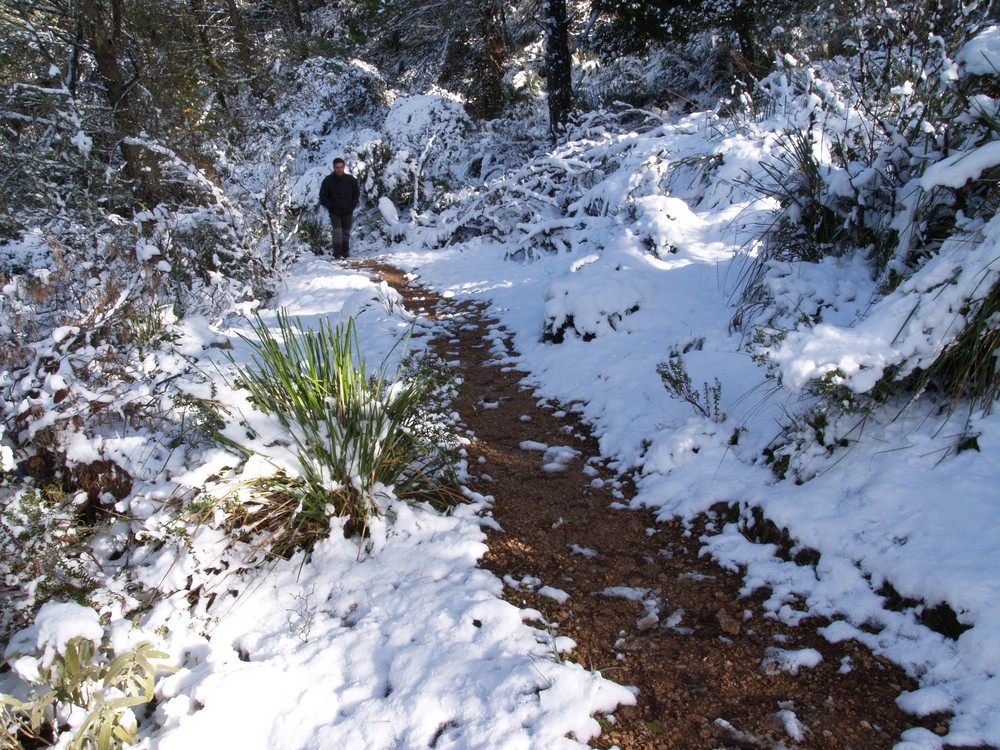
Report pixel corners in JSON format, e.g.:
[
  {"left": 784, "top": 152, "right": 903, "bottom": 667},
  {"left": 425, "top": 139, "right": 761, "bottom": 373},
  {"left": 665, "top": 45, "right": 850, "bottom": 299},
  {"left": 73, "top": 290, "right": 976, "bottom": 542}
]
[
  {"left": 281, "top": 0, "right": 310, "bottom": 60},
  {"left": 77, "top": 0, "right": 147, "bottom": 192},
  {"left": 543, "top": 0, "right": 572, "bottom": 144},
  {"left": 189, "top": 0, "right": 230, "bottom": 111},
  {"left": 732, "top": 5, "right": 758, "bottom": 74},
  {"left": 285, "top": 0, "right": 304, "bottom": 31},
  {"left": 225, "top": 0, "right": 255, "bottom": 72}
]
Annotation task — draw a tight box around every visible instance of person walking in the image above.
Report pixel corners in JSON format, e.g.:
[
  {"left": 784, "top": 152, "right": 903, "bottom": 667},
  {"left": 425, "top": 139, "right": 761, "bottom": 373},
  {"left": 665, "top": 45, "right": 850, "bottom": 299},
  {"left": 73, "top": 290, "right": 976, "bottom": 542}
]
[{"left": 318, "top": 157, "right": 360, "bottom": 259}]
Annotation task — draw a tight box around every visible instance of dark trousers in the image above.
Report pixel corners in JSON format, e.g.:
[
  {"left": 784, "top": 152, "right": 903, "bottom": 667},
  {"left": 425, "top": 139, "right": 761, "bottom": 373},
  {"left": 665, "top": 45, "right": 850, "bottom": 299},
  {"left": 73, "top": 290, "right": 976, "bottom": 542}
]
[{"left": 329, "top": 212, "right": 354, "bottom": 258}]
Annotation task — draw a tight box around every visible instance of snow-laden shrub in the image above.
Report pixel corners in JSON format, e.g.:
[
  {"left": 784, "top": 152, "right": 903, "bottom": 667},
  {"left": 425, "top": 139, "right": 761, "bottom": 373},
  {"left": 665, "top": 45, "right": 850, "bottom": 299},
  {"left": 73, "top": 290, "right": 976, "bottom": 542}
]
[
  {"left": 576, "top": 54, "right": 662, "bottom": 111},
  {"left": 736, "top": 8, "right": 1000, "bottom": 465},
  {"left": 0, "top": 80, "right": 105, "bottom": 242},
  {"left": 0, "top": 115, "right": 307, "bottom": 497},
  {"left": 275, "top": 57, "right": 392, "bottom": 142},
  {"left": 0, "top": 602, "right": 170, "bottom": 749},
  {"left": 576, "top": 34, "right": 747, "bottom": 113},
  {"left": 765, "top": 210, "right": 1000, "bottom": 409},
  {"left": 366, "top": 94, "right": 474, "bottom": 211},
  {"left": 406, "top": 105, "right": 676, "bottom": 253},
  {"left": 542, "top": 255, "right": 645, "bottom": 341},
  {"left": 0, "top": 425, "right": 13, "bottom": 473},
  {"left": 0, "top": 227, "right": 225, "bottom": 499},
  {"left": 736, "top": 10, "right": 988, "bottom": 315},
  {"left": 0, "top": 485, "right": 106, "bottom": 642}
]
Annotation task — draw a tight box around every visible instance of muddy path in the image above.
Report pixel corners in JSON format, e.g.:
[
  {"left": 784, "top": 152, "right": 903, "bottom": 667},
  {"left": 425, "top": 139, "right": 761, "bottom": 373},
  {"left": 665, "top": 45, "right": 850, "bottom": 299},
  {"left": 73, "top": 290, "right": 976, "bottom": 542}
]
[{"left": 357, "top": 259, "right": 943, "bottom": 750}]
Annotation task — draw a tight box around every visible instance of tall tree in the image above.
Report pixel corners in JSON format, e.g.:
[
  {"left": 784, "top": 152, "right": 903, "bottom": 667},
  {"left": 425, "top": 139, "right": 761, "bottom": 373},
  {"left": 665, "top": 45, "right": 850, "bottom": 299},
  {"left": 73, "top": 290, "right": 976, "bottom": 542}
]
[
  {"left": 225, "top": 0, "right": 256, "bottom": 72},
  {"left": 2, "top": 0, "right": 278, "bottom": 225},
  {"left": 370, "top": 0, "right": 514, "bottom": 119},
  {"left": 543, "top": 0, "right": 571, "bottom": 143},
  {"left": 189, "top": 0, "right": 230, "bottom": 111},
  {"left": 465, "top": 0, "right": 511, "bottom": 120}
]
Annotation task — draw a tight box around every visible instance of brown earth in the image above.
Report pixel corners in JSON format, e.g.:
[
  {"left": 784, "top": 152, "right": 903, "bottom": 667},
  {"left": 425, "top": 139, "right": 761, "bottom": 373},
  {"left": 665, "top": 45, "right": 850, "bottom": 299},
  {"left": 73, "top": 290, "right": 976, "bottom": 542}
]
[{"left": 357, "top": 259, "right": 964, "bottom": 750}]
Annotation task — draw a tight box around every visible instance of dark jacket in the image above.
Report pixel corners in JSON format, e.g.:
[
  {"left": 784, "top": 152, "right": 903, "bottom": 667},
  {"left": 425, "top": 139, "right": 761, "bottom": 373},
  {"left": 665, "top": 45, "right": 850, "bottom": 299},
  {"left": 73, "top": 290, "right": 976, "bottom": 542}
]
[{"left": 319, "top": 172, "right": 360, "bottom": 216}]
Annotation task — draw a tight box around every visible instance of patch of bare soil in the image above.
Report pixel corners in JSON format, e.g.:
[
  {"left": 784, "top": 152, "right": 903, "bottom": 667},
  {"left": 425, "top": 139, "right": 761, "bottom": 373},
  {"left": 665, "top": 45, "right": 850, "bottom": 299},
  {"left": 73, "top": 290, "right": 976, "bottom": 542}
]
[{"left": 359, "top": 260, "right": 954, "bottom": 750}]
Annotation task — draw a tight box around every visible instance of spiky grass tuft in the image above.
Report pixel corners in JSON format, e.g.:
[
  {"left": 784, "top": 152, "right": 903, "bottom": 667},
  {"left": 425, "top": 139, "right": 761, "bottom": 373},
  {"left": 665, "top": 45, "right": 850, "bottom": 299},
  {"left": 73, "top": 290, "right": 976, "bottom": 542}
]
[{"left": 226, "top": 310, "right": 462, "bottom": 556}]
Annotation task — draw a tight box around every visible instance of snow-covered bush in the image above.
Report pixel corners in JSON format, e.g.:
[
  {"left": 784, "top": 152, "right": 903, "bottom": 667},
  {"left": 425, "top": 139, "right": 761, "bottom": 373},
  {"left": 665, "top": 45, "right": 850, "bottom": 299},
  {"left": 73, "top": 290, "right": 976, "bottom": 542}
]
[
  {"left": 0, "top": 225, "right": 227, "bottom": 510},
  {"left": 576, "top": 34, "right": 749, "bottom": 113},
  {"left": 274, "top": 58, "right": 391, "bottom": 143},
  {"left": 0, "top": 80, "right": 107, "bottom": 243},
  {"left": 131, "top": 177, "right": 269, "bottom": 312},
  {"left": 542, "top": 258, "right": 645, "bottom": 341},
  {"left": 764, "top": 210, "right": 1000, "bottom": 413},
  {"left": 0, "top": 426, "right": 13, "bottom": 474},
  {"left": 368, "top": 94, "right": 474, "bottom": 210},
  {"left": 0, "top": 114, "right": 307, "bottom": 507},
  {"left": 406, "top": 105, "right": 673, "bottom": 253},
  {"left": 0, "top": 602, "right": 169, "bottom": 749},
  {"left": 737, "top": 4, "right": 1000, "bottom": 435},
  {"left": 738, "top": 2, "right": 993, "bottom": 291},
  {"left": 0, "top": 486, "right": 106, "bottom": 642}
]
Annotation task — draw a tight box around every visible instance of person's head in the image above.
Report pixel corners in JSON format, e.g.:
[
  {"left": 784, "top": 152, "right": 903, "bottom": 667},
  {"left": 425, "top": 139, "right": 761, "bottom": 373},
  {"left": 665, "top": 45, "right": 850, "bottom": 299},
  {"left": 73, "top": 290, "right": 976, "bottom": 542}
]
[{"left": 333, "top": 158, "right": 346, "bottom": 173}]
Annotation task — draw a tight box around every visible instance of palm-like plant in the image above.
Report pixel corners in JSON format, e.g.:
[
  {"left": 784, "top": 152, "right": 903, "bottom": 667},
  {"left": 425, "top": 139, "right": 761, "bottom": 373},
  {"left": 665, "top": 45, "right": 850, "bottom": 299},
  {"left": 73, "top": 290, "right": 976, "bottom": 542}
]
[{"left": 227, "top": 310, "right": 461, "bottom": 555}]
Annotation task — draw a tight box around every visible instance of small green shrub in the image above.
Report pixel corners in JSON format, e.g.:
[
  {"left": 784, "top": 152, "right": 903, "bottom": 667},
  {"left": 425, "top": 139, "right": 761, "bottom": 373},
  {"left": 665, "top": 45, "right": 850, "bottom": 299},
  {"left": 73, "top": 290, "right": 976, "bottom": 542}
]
[
  {"left": 122, "top": 304, "right": 180, "bottom": 352},
  {"left": 296, "top": 212, "right": 328, "bottom": 255},
  {"left": 0, "top": 486, "right": 105, "bottom": 644},
  {"left": 657, "top": 355, "right": 725, "bottom": 422},
  {"left": 0, "top": 603, "right": 170, "bottom": 750},
  {"left": 225, "top": 310, "right": 462, "bottom": 555},
  {"left": 761, "top": 403, "right": 859, "bottom": 482}
]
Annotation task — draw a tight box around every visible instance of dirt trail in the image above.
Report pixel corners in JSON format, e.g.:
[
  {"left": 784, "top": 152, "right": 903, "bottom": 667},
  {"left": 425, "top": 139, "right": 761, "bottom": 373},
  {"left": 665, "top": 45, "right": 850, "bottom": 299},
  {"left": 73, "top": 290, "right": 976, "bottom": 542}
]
[{"left": 359, "top": 260, "right": 943, "bottom": 750}]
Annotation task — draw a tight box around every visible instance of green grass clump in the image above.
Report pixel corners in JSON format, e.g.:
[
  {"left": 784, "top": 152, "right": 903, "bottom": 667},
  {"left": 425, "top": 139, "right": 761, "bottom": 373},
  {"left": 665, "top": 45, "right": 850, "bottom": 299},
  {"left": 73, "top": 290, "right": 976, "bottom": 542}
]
[{"left": 228, "top": 310, "right": 462, "bottom": 555}]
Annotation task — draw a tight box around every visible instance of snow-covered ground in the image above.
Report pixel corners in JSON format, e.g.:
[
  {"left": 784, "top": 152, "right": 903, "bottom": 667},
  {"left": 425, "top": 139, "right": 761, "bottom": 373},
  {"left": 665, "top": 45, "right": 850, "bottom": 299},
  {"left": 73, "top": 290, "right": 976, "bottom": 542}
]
[
  {"left": 344, "top": 99, "right": 1000, "bottom": 747},
  {"left": 131, "top": 111, "right": 1000, "bottom": 744},
  {"left": 5, "top": 45, "right": 1000, "bottom": 750},
  {"left": 376, "top": 145, "right": 1000, "bottom": 748},
  {"left": 150, "top": 260, "right": 644, "bottom": 750}
]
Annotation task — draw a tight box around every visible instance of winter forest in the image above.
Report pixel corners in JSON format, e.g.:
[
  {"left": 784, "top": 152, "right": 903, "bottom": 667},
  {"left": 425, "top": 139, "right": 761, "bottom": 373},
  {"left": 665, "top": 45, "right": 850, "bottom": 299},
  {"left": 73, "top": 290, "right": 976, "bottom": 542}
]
[{"left": 2, "top": 0, "right": 1000, "bottom": 747}]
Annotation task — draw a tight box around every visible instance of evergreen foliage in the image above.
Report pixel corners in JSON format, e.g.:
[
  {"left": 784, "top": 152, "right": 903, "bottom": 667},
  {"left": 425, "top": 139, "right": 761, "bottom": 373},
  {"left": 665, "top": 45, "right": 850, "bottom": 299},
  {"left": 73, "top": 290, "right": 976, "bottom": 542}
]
[
  {"left": 1, "top": 603, "right": 170, "bottom": 750},
  {"left": 588, "top": 0, "right": 804, "bottom": 75}
]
